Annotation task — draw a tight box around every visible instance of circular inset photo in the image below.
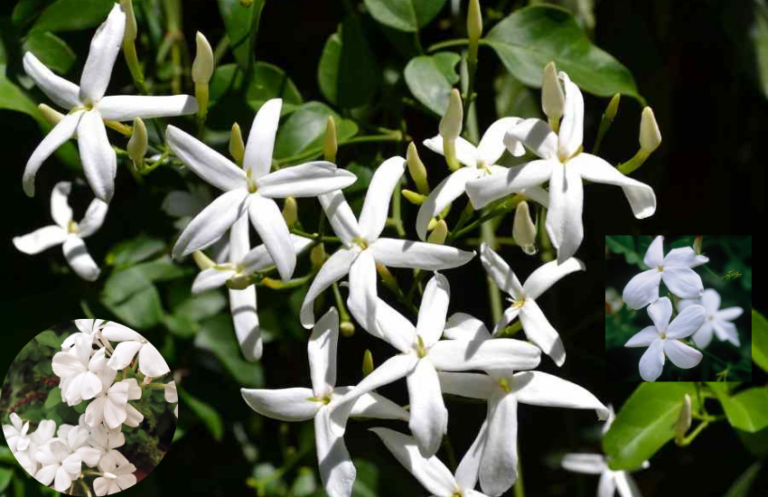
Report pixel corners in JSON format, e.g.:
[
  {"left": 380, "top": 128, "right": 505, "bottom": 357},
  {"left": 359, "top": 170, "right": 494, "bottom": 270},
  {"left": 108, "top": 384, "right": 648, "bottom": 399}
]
[{"left": 1, "top": 320, "right": 178, "bottom": 495}]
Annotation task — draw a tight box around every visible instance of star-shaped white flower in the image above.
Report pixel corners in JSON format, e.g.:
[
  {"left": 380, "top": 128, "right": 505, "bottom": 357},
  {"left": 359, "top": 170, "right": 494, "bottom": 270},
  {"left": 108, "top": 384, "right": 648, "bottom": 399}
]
[
  {"left": 101, "top": 322, "right": 170, "bottom": 377},
  {"left": 166, "top": 98, "right": 356, "bottom": 281},
  {"left": 331, "top": 274, "right": 542, "bottom": 458},
  {"left": 3, "top": 413, "right": 31, "bottom": 453},
  {"left": 87, "top": 424, "right": 129, "bottom": 467},
  {"left": 93, "top": 456, "right": 137, "bottom": 496},
  {"left": 300, "top": 157, "right": 474, "bottom": 330},
  {"left": 62, "top": 319, "right": 106, "bottom": 350},
  {"left": 242, "top": 308, "right": 410, "bottom": 497},
  {"left": 34, "top": 439, "right": 82, "bottom": 492},
  {"left": 86, "top": 378, "right": 143, "bottom": 430},
  {"left": 466, "top": 72, "right": 656, "bottom": 263},
  {"left": 60, "top": 425, "right": 102, "bottom": 468},
  {"left": 479, "top": 243, "right": 584, "bottom": 366},
  {"left": 625, "top": 297, "right": 706, "bottom": 381},
  {"left": 13, "top": 181, "right": 107, "bottom": 281},
  {"left": 11, "top": 418, "right": 57, "bottom": 477},
  {"left": 52, "top": 334, "right": 106, "bottom": 405},
  {"left": 415, "top": 118, "right": 549, "bottom": 240},
  {"left": 679, "top": 288, "right": 743, "bottom": 348},
  {"left": 22, "top": 4, "right": 198, "bottom": 202},
  {"left": 371, "top": 427, "right": 489, "bottom": 497},
  {"left": 622, "top": 236, "right": 709, "bottom": 310}
]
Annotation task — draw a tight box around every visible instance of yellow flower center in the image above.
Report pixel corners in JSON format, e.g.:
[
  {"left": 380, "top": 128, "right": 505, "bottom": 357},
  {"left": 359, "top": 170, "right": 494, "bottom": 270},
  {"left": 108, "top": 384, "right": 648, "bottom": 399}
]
[
  {"left": 498, "top": 377, "right": 511, "bottom": 394},
  {"left": 659, "top": 333, "right": 666, "bottom": 339},
  {"left": 246, "top": 169, "right": 258, "bottom": 193},
  {"left": 353, "top": 237, "right": 369, "bottom": 250},
  {"left": 415, "top": 336, "right": 427, "bottom": 358},
  {"left": 67, "top": 220, "right": 79, "bottom": 234},
  {"left": 658, "top": 265, "right": 664, "bottom": 272}
]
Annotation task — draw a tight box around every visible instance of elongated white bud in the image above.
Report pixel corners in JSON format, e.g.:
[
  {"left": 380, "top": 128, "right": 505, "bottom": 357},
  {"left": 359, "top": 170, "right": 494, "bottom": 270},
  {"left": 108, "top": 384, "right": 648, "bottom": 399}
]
[
  {"left": 127, "top": 117, "right": 147, "bottom": 169},
  {"left": 542, "top": 61, "right": 564, "bottom": 123},
  {"left": 192, "top": 32, "right": 214, "bottom": 85},
  {"left": 639, "top": 107, "right": 661, "bottom": 154},
  {"left": 513, "top": 201, "right": 536, "bottom": 255},
  {"left": 467, "top": 0, "right": 483, "bottom": 62},
  {"left": 230, "top": 123, "right": 245, "bottom": 166},
  {"left": 440, "top": 89, "right": 463, "bottom": 140}
]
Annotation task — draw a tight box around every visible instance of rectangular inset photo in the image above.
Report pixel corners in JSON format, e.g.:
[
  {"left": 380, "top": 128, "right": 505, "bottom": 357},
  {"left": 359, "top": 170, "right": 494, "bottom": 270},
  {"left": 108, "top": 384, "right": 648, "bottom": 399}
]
[{"left": 605, "top": 235, "right": 752, "bottom": 382}]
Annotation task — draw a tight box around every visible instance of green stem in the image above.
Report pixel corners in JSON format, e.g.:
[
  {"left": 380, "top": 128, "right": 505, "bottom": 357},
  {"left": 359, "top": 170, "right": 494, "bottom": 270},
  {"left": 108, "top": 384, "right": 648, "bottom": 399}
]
[
  {"left": 676, "top": 420, "right": 709, "bottom": 447},
  {"left": 427, "top": 38, "right": 470, "bottom": 52},
  {"left": 290, "top": 228, "right": 340, "bottom": 244},
  {"left": 391, "top": 180, "right": 407, "bottom": 237},
  {"left": 513, "top": 440, "right": 525, "bottom": 497},
  {"left": 123, "top": 41, "right": 150, "bottom": 95},
  {"left": 448, "top": 196, "right": 523, "bottom": 242},
  {"left": 332, "top": 283, "right": 351, "bottom": 323},
  {"left": 702, "top": 264, "right": 743, "bottom": 281},
  {"left": 482, "top": 220, "right": 503, "bottom": 323},
  {"left": 463, "top": 56, "right": 478, "bottom": 132},
  {"left": 275, "top": 132, "right": 405, "bottom": 166}
]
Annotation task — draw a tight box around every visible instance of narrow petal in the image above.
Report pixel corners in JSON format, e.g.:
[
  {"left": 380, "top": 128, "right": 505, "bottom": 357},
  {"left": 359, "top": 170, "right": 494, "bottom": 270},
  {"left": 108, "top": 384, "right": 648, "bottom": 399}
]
[
  {"left": 598, "top": 472, "right": 618, "bottom": 497},
  {"left": 513, "top": 371, "right": 609, "bottom": 419},
  {"left": 480, "top": 393, "right": 518, "bottom": 497},
  {"left": 438, "top": 372, "right": 495, "bottom": 400},
  {"left": 622, "top": 270, "right": 662, "bottom": 310},
  {"left": 416, "top": 168, "right": 478, "bottom": 241},
  {"left": 638, "top": 339, "right": 665, "bottom": 382},
  {"left": 248, "top": 194, "right": 295, "bottom": 281},
  {"left": 661, "top": 268, "right": 704, "bottom": 300},
  {"left": 570, "top": 153, "right": 656, "bottom": 219},
  {"left": 692, "top": 321, "right": 714, "bottom": 349},
  {"left": 123, "top": 404, "right": 143, "bottom": 427},
  {"left": 52, "top": 351, "right": 86, "bottom": 378},
  {"left": 62, "top": 236, "right": 100, "bottom": 281},
  {"left": 465, "top": 160, "right": 553, "bottom": 209},
  {"left": 346, "top": 250, "right": 379, "bottom": 335},
  {"left": 407, "top": 360, "right": 448, "bottom": 457},
  {"left": 241, "top": 387, "right": 319, "bottom": 421},
  {"left": 478, "top": 117, "right": 525, "bottom": 164},
  {"left": 700, "top": 289, "right": 721, "bottom": 315},
  {"left": 54, "top": 465, "right": 74, "bottom": 492},
  {"left": 713, "top": 320, "right": 740, "bottom": 346},
  {"left": 50, "top": 182, "right": 73, "bottom": 228},
  {"left": 491, "top": 306, "right": 520, "bottom": 336},
  {"left": 309, "top": 308, "right": 339, "bottom": 397},
  {"left": 137, "top": 343, "right": 170, "bottom": 377},
  {"left": 79, "top": 4, "right": 125, "bottom": 102},
  {"left": 716, "top": 307, "right": 743, "bottom": 321},
  {"left": 522, "top": 257, "right": 585, "bottom": 300},
  {"left": 454, "top": 417, "right": 488, "bottom": 491},
  {"left": 106, "top": 341, "right": 143, "bottom": 371},
  {"left": 359, "top": 156, "right": 406, "bottom": 241},
  {"left": 372, "top": 298, "right": 418, "bottom": 353},
  {"left": 230, "top": 286, "right": 263, "bottom": 361},
  {"left": 13, "top": 226, "right": 67, "bottom": 255},
  {"left": 192, "top": 268, "right": 236, "bottom": 293},
  {"left": 369, "top": 428, "right": 457, "bottom": 496},
  {"left": 23, "top": 111, "right": 83, "bottom": 198},
  {"left": 100, "top": 322, "right": 141, "bottom": 342},
  {"left": 77, "top": 111, "right": 117, "bottom": 202},
  {"left": 166, "top": 126, "right": 246, "bottom": 192},
  {"left": 173, "top": 188, "right": 248, "bottom": 258},
  {"left": 77, "top": 198, "right": 109, "bottom": 238},
  {"left": 663, "top": 247, "right": 709, "bottom": 269},
  {"left": 561, "top": 453, "right": 607, "bottom": 474},
  {"left": 519, "top": 300, "right": 566, "bottom": 367},
  {"left": 546, "top": 161, "right": 583, "bottom": 264},
  {"left": 663, "top": 339, "right": 702, "bottom": 369},
  {"left": 23, "top": 52, "right": 80, "bottom": 108},
  {"left": 318, "top": 191, "right": 361, "bottom": 245},
  {"left": 97, "top": 95, "right": 198, "bottom": 121},
  {"left": 625, "top": 326, "right": 660, "bottom": 348},
  {"left": 643, "top": 236, "right": 664, "bottom": 268},
  {"left": 423, "top": 135, "right": 479, "bottom": 168},
  {"left": 243, "top": 98, "right": 282, "bottom": 178},
  {"left": 336, "top": 388, "right": 409, "bottom": 421},
  {"left": 521, "top": 184, "right": 549, "bottom": 207},
  {"left": 242, "top": 235, "right": 312, "bottom": 274},
  {"left": 615, "top": 471, "right": 642, "bottom": 497},
  {"left": 557, "top": 72, "right": 584, "bottom": 159},
  {"left": 429, "top": 338, "right": 541, "bottom": 372},
  {"left": 369, "top": 238, "right": 474, "bottom": 270},
  {"left": 314, "top": 406, "right": 356, "bottom": 497},
  {"left": 300, "top": 247, "right": 359, "bottom": 328},
  {"left": 666, "top": 304, "right": 706, "bottom": 339},
  {"left": 444, "top": 313, "right": 492, "bottom": 342},
  {"left": 504, "top": 118, "right": 557, "bottom": 160},
  {"left": 258, "top": 162, "right": 357, "bottom": 198},
  {"left": 647, "top": 297, "right": 673, "bottom": 332},
  {"left": 479, "top": 243, "right": 523, "bottom": 299},
  {"left": 416, "top": 273, "right": 451, "bottom": 348}
]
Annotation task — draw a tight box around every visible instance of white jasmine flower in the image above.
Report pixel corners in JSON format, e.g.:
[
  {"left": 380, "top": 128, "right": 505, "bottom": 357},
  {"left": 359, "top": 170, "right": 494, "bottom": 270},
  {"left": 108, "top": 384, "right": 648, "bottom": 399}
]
[
  {"left": 371, "top": 427, "right": 489, "bottom": 497},
  {"left": 13, "top": 181, "right": 107, "bottom": 281},
  {"left": 300, "top": 158, "right": 475, "bottom": 330},
  {"left": 52, "top": 334, "right": 104, "bottom": 405},
  {"left": 625, "top": 297, "right": 706, "bottom": 381},
  {"left": 331, "top": 274, "right": 542, "bottom": 458},
  {"left": 93, "top": 456, "right": 137, "bottom": 496},
  {"left": 101, "top": 322, "right": 170, "bottom": 377},
  {"left": 87, "top": 424, "right": 129, "bottom": 467},
  {"left": 466, "top": 71, "right": 656, "bottom": 263},
  {"left": 622, "top": 236, "right": 709, "bottom": 310},
  {"left": 678, "top": 288, "right": 743, "bottom": 348},
  {"left": 416, "top": 119, "right": 549, "bottom": 240},
  {"left": 34, "top": 439, "right": 82, "bottom": 492},
  {"left": 3, "top": 413, "right": 31, "bottom": 452},
  {"left": 62, "top": 319, "right": 106, "bottom": 350},
  {"left": 85, "top": 378, "right": 143, "bottom": 430},
  {"left": 165, "top": 98, "right": 356, "bottom": 281},
  {"left": 22, "top": 4, "right": 198, "bottom": 202},
  {"left": 62, "top": 426, "right": 101, "bottom": 468},
  {"left": 479, "top": 243, "right": 584, "bottom": 366},
  {"left": 13, "top": 418, "right": 58, "bottom": 476},
  {"left": 242, "top": 308, "right": 409, "bottom": 497}
]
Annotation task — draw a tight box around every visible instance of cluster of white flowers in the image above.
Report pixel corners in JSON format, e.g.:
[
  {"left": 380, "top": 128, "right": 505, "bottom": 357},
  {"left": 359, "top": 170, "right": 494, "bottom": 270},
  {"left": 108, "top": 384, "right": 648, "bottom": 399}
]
[{"left": 3, "top": 319, "right": 176, "bottom": 494}]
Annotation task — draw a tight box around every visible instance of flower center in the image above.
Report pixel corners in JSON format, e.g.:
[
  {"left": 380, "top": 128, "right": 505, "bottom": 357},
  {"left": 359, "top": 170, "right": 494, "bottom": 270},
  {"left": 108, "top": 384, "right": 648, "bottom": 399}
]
[
  {"left": 497, "top": 377, "right": 512, "bottom": 394},
  {"left": 353, "top": 237, "right": 369, "bottom": 250},
  {"left": 309, "top": 393, "right": 333, "bottom": 405},
  {"left": 67, "top": 220, "right": 79, "bottom": 234},
  {"left": 658, "top": 265, "right": 664, "bottom": 272},
  {"left": 510, "top": 298, "right": 526, "bottom": 311},
  {"left": 708, "top": 316, "right": 714, "bottom": 321},
  {"left": 659, "top": 333, "right": 666, "bottom": 339},
  {"left": 558, "top": 145, "right": 583, "bottom": 164},
  {"left": 104, "top": 472, "right": 117, "bottom": 479},
  {"left": 246, "top": 169, "right": 258, "bottom": 193},
  {"left": 415, "top": 336, "right": 427, "bottom": 358}
]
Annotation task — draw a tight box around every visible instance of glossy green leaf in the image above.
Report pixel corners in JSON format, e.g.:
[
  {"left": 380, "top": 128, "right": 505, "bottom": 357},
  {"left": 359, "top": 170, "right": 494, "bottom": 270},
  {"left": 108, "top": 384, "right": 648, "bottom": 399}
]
[
  {"left": 209, "top": 62, "right": 303, "bottom": 112},
  {"left": 362, "top": 0, "right": 448, "bottom": 32},
  {"left": 494, "top": 72, "right": 542, "bottom": 122},
  {"left": 0, "top": 446, "right": 14, "bottom": 464},
  {"left": 605, "top": 235, "right": 645, "bottom": 267},
  {"left": 101, "top": 268, "right": 164, "bottom": 329},
  {"left": 32, "top": 0, "right": 114, "bottom": 33},
  {"left": 23, "top": 32, "right": 76, "bottom": 75},
  {"left": 217, "top": 0, "right": 266, "bottom": 69},
  {"left": 737, "top": 425, "right": 768, "bottom": 458},
  {"left": 753, "top": 309, "right": 768, "bottom": 373},
  {"left": 404, "top": 53, "right": 461, "bottom": 116},
  {"left": 106, "top": 235, "right": 166, "bottom": 269},
  {"left": 13, "top": 0, "right": 56, "bottom": 28},
  {"left": 178, "top": 388, "right": 224, "bottom": 441},
  {"left": 0, "top": 467, "right": 12, "bottom": 493},
  {"left": 485, "top": 6, "right": 642, "bottom": 101},
  {"left": 194, "top": 315, "right": 264, "bottom": 386},
  {"left": 274, "top": 102, "right": 358, "bottom": 160},
  {"left": 723, "top": 461, "right": 762, "bottom": 497},
  {"left": 318, "top": 16, "right": 378, "bottom": 108},
  {"left": 712, "top": 386, "right": 768, "bottom": 433},
  {"left": 44, "top": 387, "right": 62, "bottom": 408},
  {"left": 603, "top": 383, "right": 698, "bottom": 470}
]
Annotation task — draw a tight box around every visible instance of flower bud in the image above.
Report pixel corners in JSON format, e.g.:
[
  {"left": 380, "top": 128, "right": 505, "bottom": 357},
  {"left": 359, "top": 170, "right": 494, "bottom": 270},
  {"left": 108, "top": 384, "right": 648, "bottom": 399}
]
[
  {"left": 467, "top": 0, "right": 483, "bottom": 62},
  {"left": 261, "top": 277, "right": 283, "bottom": 289},
  {"left": 310, "top": 244, "right": 326, "bottom": 270},
  {"left": 192, "top": 32, "right": 214, "bottom": 85},
  {"left": 192, "top": 250, "right": 215, "bottom": 270},
  {"left": 38, "top": 104, "right": 64, "bottom": 125},
  {"left": 323, "top": 116, "right": 338, "bottom": 162},
  {"left": 513, "top": 201, "right": 536, "bottom": 255},
  {"left": 427, "top": 218, "right": 439, "bottom": 232},
  {"left": 407, "top": 142, "right": 430, "bottom": 194},
  {"left": 340, "top": 321, "right": 356, "bottom": 338},
  {"left": 127, "top": 117, "right": 147, "bottom": 169},
  {"left": 639, "top": 107, "right": 661, "bottom": 154},
  {"left": 428, "top": 220, "right": 448, "bottom": 244},
  {"left": 230, "top": 123, "right": 245, "bottom": 166},
  {"left": 228, "top": 273, "right": 252, "bottom": 290},
  {"left": 362, "top": 350, "right": 374, "bottom": 377},
  {"left": 606, "top": 94, "right": 620, "bottom": 122},
  {"left": 282, "top": 197, "right": 298, "bottom": 227},
  {"left": 439, "top": 89, "right": 463, "bottom": 140},
  {"left": 402, "top": 189, "right": 426, "bottom": 205},
  {"left": 675, "top": 394, "right": 692, "bottom": 444},
  {"left": 693, "top": 236, "right": 702, "bottom": 255},
  {"left": 541, "top": 62, "right": 564, "bottom": 123},
  {"left": 120, "top": 0, "right": 137, "bottom": 44}
]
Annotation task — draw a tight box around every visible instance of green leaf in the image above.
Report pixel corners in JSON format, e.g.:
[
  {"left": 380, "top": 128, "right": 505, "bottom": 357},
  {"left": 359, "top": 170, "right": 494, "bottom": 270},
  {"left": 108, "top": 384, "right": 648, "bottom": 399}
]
[
  {"left": 0, "top": 467, "right": 12, "bottom": 493},
  {"left": 605, "top": 235, "right": 644, "bottom": 267},
  {"left": 209, "top": 62, "right": 303, "bottom": 112},
  {"left": 23, "top": 31, "right": 76, "bottom": 75},
  {"left": 274, "top": 102, "right": 358, "bottom": 160},
  {"left": 362, "top": 0, "right": 448, "bottom": 32},
  {"left": 73, "top": 400, "right": 87, "bottom": 413},
  {"left": 0, "top": 445, "right": 14, "bottom": 464},
  {"left": 737, "top": 425, "right": 768, "bottom": 458},
  {"left": 132, "top": 258, "right": 190, "bottom": 283},
  {"left": 352, "top": 459, "right": 380, "bottom": 497},
  {"left": 752, "top": 309, "right": 768, "bottom": 373},
  {"left": 723, "top": 461, "right": 762, "bottom": 497},
  {"left": 32, "top": 0, "right": 115, "bottom": 33},
  {"left": 178, "top": 388, "right": 224, "bottom": 441},
  {"left": 194, "top": 315, "right": 264, "bottom": 387},
  {"left": 217, "top": 0, "right": 266, "bottom": 69},
  {"left": 44, "top": 387, "right": 62, "bottom": 408},
  {"left": 101, "top": 268, "right": 164, "bottom": 329},
  {"left": 485, "top": 6, "right": 642, "bottom": 101},
  {"left": 34, "top": 330, "right": 64, "bottom": 349},
  {"left": 404, "top": 53, "right": 461, "bottom": 116},
  {"left": 106, "top": 235, "right": 166, "bottom": 269},
  {"left": 33, "top": 362, "right": 53, "bottom": 375},
  {"left": 13, "top": 0, "right": 56, "bottom": 28},
  {"left": 318, "top": 16, "right": 378, "bottom": 108},
  {"left": 712, "top": 386, "right": 768, "bottom": 433},
  {"left": 602, "top": 383, "right": 698, "bottom": 470}
]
